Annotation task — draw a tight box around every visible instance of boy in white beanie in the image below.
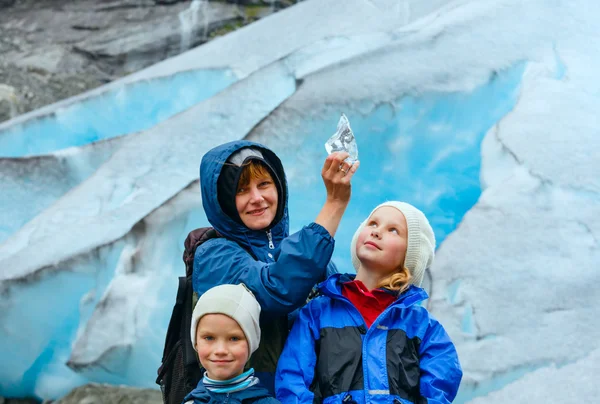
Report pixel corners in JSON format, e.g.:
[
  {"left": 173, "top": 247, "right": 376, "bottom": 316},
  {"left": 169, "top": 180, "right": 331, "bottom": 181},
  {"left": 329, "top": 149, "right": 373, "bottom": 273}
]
[
  {"left": 184, "top": 284, "right": 279, "bottom": 404},
  {"left": 276, "top": 201, "right": 462, "bottom": 404}
]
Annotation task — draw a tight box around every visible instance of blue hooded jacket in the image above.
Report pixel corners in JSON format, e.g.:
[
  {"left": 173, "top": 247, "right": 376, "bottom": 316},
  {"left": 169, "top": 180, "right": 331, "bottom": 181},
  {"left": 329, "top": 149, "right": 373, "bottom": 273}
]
[
  {"left": 193, "top": 140, "right": 337, "bottom": 394},
  {"left": 275, "top": 273, "right": 463, "bottom": 404},
  {"left": 183, "top": 381, "right": 279, "bottom": 404}
]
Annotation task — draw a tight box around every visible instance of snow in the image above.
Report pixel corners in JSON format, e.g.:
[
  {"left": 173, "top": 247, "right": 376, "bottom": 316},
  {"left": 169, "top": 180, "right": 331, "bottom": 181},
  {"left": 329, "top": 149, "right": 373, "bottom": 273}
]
[{"left": 1, "top": 0, "right": 599, "bottom": 402}]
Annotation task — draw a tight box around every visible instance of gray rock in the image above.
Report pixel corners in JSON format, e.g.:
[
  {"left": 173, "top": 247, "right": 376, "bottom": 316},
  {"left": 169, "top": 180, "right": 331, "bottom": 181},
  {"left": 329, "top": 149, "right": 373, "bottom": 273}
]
[
  {"left": 0, "top": 0, "right": 241, "bottom": 78},
  {"left": 11, "top": 45, "right": 89, "bottom": 75},
  {"left": 0, "top": 83, "right": 22, "bottom": 123},
  {"left": 0, "top": 0, "right": 298, "bottom": 124},
  {"left": 0, "top": 0, "right": 16, "bottom": 8},
  {"left": 0, "top": 398, "right": 39, "bottom": 404},
  {"left": 0, "top": 63, "right": 103, "bottom": 123},
  {"left": 73, "top": 2, "right": 240, "bottom": 75},
  {"left": 52, "top": 383, "right": 162, "bottom": 404},
  {"left": 53, "top": 383, "right": 162, "bottom": 404}
]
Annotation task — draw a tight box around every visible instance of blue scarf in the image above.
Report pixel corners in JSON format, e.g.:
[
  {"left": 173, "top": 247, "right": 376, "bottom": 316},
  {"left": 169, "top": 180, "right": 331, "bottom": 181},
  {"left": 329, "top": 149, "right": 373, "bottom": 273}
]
[{"left": 203, "top": 368, "right": 259, "bottom": 393}]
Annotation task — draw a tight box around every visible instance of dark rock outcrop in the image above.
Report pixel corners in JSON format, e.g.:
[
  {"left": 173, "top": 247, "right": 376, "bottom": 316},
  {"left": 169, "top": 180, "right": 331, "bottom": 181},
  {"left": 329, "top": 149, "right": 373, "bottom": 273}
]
[
  {"left": 51, "top": 383, "right": 162, "bottom": 404},
  {"left": 0, "top": 398, "right": 39, "bottom": 404},
  {"left": 0, "top": 0, "right": 299, "bottom": 124},
  {"left": 0, "top": 0, "right": 16, "bottom": 8}
]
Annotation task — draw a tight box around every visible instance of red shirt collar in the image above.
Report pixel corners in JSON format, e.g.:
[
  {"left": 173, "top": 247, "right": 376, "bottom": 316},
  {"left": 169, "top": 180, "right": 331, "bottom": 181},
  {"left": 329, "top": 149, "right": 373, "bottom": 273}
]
[{"left": 341, "top": 279, "right": 397, "bottom": 328}]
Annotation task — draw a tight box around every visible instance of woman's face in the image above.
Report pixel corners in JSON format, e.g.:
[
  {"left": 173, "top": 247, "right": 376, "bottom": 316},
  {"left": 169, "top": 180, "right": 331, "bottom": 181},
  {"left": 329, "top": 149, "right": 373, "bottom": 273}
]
[
  {"left": 355, "top": 206, "right": 408, "bottom": 276},
  {"left": 235, "top": 172, "right": 278, "bottom": 231}
]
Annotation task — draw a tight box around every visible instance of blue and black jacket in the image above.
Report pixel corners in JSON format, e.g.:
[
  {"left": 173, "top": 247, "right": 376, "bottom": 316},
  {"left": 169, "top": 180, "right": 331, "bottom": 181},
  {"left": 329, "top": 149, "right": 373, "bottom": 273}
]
[
  {"left": 194, "top": 140, "right": 337, "bottom": 394},
  {"left": 183, "top": 381, "right": 280, "bottom": 404},
  {"left": 275, "top": 274, "right": 462, "bottom": 404}
]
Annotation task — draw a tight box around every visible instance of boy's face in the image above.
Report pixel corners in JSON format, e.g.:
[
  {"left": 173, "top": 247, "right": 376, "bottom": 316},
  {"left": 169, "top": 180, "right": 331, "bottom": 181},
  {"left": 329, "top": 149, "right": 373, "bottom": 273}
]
[
  {"left": 355, "top": 206, "right": 408, "bottom": 277},
  {"left": 235, "top": 172, "right": 278, "bottom": 231},
  {"left": 195, "top": 314, "right": 249, "bottom": 380}
]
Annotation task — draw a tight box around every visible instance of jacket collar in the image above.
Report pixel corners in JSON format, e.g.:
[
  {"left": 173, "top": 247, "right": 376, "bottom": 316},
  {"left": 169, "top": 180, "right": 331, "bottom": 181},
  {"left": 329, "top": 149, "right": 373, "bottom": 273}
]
[
  {"left": 184, "top": 380, "right": 272, "bottom": 403},
  {"left": 319, "top": 273, "right": 428, "bottom": 308}
]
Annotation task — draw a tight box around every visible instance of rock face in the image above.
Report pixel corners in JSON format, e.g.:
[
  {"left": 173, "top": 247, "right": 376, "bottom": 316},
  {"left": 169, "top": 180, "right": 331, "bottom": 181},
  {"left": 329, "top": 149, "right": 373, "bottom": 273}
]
[
  {"left": 0, "top": 385, "right": 163, "bottom": 404},
  {"left": 52, "top": 384, "right": 163, "bottom": 404},
  {"left": 0, "top": 0, "right": 16, "bottom": 8},
  {"left": 0, "top": 398, "right": 39, "bottom": 404},
  {"left": 0, "top": 63, "right": 100, "bottom": 122},
  {"left": 0, "top": 0, "right": 295, "bottom": 123},
  {"left": 0, "top": 83, "right": 21, "bottom": 121}
]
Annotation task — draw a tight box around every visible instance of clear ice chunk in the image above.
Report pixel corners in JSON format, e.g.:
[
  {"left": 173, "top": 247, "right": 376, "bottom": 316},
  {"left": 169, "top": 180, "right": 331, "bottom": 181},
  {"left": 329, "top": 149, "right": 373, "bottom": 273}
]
[{"left": 325, "top": 113, "right": 358, "bottom": 164}]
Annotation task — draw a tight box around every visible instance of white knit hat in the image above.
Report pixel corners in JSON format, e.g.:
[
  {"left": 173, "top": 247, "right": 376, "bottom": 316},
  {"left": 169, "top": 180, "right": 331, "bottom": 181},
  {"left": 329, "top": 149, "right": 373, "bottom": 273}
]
[
  {"left": 190, "top": 284, "right": 261, "bottom": 355},
  {"left": 350, "top": 201, "right": 436, "bottom": 287}
]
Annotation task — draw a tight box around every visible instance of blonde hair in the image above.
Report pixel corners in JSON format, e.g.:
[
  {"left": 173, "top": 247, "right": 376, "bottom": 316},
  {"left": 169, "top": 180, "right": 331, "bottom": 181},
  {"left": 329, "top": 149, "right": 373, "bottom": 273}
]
[
  {"left": 376, "top": 266, "right": 412, "bottom": 293},
  {"left": 237, "top": 160, "right": 272, "bottom": 191}
]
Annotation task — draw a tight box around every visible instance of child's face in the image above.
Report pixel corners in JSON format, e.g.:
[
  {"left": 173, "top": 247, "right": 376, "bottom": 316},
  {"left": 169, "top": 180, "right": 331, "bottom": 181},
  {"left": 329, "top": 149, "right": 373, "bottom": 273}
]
[
  {"left": 195, "top": 314, "right": 249, "bottom": 381},
  {"left": 355, "top": 206, "right": 408, "bottom": 276},
  {"left": 235, "top": 172, "right": 278, "bottom": 231}
]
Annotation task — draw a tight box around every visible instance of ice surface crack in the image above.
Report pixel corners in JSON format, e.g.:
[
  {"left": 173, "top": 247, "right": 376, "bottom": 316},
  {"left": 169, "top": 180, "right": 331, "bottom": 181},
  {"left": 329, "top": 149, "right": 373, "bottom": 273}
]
[
  {"left": 494, "top": 124, "right": 557, "bottom": 188},
  {"left": 494, "top": 124, "right": 522, "bottom": 166},
  {"left": 576, "top": 220, "right": 598, "bottom": 248}
]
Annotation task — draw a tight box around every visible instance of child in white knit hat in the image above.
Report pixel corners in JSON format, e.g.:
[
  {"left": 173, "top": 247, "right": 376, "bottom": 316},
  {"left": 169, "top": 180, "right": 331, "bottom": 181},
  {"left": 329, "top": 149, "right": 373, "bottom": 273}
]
[
  {"left": 184, "top": 284, "right": 279, "bottom": 404},
  {"left": 276, "top": 201, "right": 462, "bottom": 404}
]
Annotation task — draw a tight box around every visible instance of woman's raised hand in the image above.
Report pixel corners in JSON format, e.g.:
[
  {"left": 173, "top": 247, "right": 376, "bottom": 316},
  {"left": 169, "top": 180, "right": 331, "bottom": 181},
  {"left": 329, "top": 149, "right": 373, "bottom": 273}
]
[
  {"left": 321, "top": 151, "right": 360, "bottom": 204},
  {"left": 315, "top": 152, "right": 360, "bottom": 237}
]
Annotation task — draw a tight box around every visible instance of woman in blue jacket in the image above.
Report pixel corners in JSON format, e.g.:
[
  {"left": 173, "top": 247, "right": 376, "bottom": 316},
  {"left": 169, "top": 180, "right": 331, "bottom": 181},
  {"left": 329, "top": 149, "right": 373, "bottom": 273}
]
[
  {"left": 275, "top": 201, "right": 462, "bottom": 404},
  {"left": 193, "top": 140, "right": 359, "bottom": 394}
]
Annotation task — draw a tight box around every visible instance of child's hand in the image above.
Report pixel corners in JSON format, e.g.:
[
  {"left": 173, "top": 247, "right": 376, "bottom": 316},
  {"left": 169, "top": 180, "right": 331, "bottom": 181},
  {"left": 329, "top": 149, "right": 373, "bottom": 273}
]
[{"left": 321, "top": 151, "right": 360, "bottom": 204}]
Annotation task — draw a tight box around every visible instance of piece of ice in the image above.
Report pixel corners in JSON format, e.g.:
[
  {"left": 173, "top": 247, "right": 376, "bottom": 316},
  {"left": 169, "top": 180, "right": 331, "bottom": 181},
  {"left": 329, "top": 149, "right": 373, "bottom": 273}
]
[{"left": 325, "top": 113, "right": 358, "bottom": 164}]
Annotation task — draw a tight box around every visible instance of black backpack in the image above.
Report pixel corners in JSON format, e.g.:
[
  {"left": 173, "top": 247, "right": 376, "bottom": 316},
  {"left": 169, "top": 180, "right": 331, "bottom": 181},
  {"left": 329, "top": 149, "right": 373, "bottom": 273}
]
[{"left": 156, "top": 227, "right": 221, "bottom": 404}]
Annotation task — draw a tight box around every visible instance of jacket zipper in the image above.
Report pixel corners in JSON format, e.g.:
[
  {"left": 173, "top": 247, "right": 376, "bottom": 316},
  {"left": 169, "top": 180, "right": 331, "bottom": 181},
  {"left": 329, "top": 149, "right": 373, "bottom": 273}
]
[
  {"left": 332, "top": 296, "right": 369, "bottom": 400},
  {"left": 362, "top": 302, "right": 403, "bottom": 400},
  {"left": 343, "top": 393, "right": 358, "bottom": 404},
  {"left": 331, "top": 292, "right": 405, "bottom": 401},
  {"left": 266, "top": 230, "right": 275, "bottom": 249}
]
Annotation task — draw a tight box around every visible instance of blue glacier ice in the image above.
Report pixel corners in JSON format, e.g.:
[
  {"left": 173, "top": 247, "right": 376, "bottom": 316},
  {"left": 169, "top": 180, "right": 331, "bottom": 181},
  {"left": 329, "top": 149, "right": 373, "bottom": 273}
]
[
  {"left": 0, "top": 140, "right": 122, "bottom": 244},
  {"left": 1, "top": 0, "right": 599, "bottom": 402},
  {"left": 274, "top": 64, "right": 524, "bottom": 270},
  {"left": 0, "top": 69, "right": 237, "bottom": 158}
]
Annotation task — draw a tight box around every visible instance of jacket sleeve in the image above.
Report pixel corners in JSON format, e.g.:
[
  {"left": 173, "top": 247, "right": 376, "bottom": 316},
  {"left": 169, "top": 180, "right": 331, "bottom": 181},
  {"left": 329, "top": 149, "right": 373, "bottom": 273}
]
[
  {"left": 418, "top": 315, "right": 463, "bottom": 404},
  {"left": 193, "top": 222, "right": 334, "bottom": 315},
  {"left": 275, "top": 304, "right": 319, "bottom": 404},
  {"left": 326, "top": 260, "right": 339, "bottom": 277}
]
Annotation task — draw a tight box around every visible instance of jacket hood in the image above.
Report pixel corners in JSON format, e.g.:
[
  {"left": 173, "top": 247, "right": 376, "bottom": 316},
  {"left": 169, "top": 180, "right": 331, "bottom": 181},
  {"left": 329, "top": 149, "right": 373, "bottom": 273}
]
[
  {"left": 319, "top": 273, "right": 429, "bottom": 308},
  {"left": 200, "top": 140, "right": 289, "bottom": 255},
  {"left": 184, "top": 381, "right": 272, "bottom": 403}
]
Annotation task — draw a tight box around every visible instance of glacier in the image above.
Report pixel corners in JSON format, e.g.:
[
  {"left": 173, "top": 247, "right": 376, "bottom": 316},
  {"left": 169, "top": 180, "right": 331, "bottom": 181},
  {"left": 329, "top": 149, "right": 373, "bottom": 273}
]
[{"left": 0, "top": 0, "right": 599, "bottom": 402}]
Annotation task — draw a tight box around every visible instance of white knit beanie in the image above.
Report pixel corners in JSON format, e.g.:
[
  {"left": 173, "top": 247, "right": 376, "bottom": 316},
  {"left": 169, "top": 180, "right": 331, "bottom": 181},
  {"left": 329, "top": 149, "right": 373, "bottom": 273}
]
[
  {"left": 350, "top": 201, "right": 436, "bottom": 287},
  {"left": 190, "top": 284, "right": 261, "bottom": 355}
]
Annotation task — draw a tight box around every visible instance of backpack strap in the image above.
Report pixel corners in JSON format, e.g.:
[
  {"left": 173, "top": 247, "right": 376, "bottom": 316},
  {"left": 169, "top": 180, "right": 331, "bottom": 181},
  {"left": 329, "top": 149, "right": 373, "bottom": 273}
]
[
  {"left": 159, "top": 276, "right": 187, "bottom": 363},
  {"left": 306, "top": 285, "right": 322, "bottom": 303},
  {"left": 183, "top": 228, "right": 221, "bottom": 277},
  {"left": 182, "top": 275, "right": 200, "bottom": 368}
]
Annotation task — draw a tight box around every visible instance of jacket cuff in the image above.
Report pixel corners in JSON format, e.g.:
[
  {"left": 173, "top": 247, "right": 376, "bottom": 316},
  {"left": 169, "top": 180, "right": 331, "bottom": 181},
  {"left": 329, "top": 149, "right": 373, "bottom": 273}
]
[{"left": 306, "top": 222, "right": 334, "bottom": 241}]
